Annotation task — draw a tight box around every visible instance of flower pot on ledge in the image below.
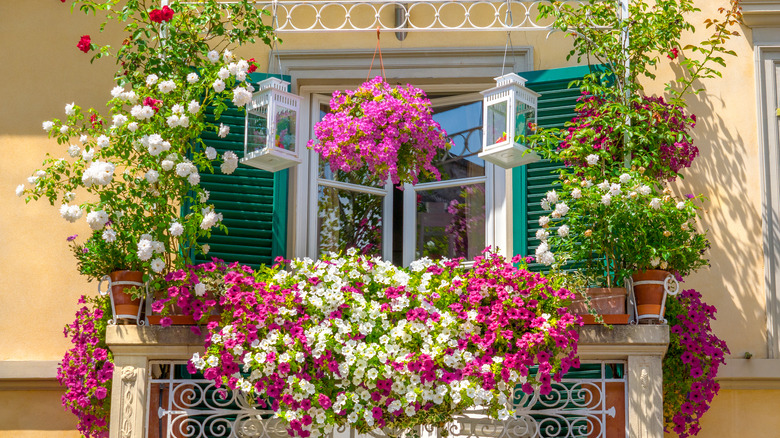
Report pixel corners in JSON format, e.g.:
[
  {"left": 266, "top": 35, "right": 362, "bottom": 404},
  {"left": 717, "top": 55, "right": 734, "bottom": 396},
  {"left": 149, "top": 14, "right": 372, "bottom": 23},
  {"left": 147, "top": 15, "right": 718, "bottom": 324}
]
[
  {"left": 631, "top": 269, "right": 678, "bottom": 322},
  {"left": 108, "top": 270, "right": 143, "bottom": 323},
  {"left": 569, "top": 287, "right": 629, "bottom": 325}
]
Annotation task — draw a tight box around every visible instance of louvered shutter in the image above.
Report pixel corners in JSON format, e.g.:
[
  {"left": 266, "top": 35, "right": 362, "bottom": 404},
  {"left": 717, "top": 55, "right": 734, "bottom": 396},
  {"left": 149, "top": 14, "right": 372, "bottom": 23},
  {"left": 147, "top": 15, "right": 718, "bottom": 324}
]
[
  {"left": 196, "top": 73, "right": 290, "bottom": 268},
  {"left": 512, "top": 66, "right": 594, "bottom": 270}
]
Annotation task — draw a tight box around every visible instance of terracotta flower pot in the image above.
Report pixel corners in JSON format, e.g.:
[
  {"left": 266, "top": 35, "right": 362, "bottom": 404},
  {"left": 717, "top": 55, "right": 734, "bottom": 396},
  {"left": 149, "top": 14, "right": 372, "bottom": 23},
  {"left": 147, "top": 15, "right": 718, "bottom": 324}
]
[
  {"left": 109, "top": 270, "right": 143, "bottom": 319},
  {"left": 632, "top": 269, "right": 672, "bottom": 320},
  {"left": 569, "top": 288, "right": 628, "bottom": 315}
]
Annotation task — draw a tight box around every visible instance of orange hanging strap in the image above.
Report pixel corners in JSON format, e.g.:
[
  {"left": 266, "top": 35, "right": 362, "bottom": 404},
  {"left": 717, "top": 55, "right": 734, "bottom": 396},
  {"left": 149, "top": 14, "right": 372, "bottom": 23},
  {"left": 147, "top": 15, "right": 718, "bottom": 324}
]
[{"left": 367, "top": 27, "right": 386, "bottom": 81}]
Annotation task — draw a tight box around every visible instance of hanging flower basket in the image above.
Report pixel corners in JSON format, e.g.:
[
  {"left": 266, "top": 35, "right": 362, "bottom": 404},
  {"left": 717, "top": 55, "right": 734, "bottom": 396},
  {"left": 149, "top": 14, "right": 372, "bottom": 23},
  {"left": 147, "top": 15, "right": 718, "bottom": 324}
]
[{"left": 308, "top": 77, "right": 451, "bottom": 186}]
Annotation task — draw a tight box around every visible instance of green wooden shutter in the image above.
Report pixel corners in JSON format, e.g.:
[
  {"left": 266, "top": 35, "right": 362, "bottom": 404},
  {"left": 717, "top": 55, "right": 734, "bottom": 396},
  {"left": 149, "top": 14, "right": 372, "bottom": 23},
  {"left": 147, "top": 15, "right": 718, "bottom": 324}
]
[
  {"left": 512, "top": 66, "right": 595, "bottom": 269},
  {"left": 196, "top": 73, "right": 290, "bottom": 268}
]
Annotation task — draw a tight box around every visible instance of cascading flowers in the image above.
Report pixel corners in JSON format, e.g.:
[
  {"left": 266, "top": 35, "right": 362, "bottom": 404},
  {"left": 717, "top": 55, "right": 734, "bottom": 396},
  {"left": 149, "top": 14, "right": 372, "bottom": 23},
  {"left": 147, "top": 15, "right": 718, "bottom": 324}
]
[
  {"left": 57, "top": 295, "right": 114, "bottom": 438},
  {"left": 663, "top": 289, "right": 729, "bottom": 438},
  {"left": 183, "top": 249, "right": 581, "bottom": 438},
  {"left": 309, "top": 77, "right": 451, "bottom": 187}
]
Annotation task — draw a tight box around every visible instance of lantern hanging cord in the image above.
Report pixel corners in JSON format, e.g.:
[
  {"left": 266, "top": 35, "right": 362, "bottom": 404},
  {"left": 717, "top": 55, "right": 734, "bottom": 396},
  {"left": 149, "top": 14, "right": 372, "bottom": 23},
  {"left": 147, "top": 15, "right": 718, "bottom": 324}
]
[
  {"left": 501, "top": 0, "right": 515, "bottom": 76},
  {"left": 367, "top": 27, "right": 386, "bottom": 81},
  {"left": 269, "top": 0, "right": 284, "bottom": 76}
]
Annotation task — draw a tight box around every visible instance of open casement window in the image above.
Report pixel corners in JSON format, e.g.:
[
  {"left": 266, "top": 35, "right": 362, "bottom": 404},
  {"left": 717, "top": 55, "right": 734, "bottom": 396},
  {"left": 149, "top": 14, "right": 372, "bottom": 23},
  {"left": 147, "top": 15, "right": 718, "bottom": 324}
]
[
  {"left": 512, "top": 66, "right": 592, "bottom": 271},
  {"left": 195, "top": 73, "right": 289, "bottom": 268},
  {"left": 308, "top": 91, "right": 498, "bottom": 266}
]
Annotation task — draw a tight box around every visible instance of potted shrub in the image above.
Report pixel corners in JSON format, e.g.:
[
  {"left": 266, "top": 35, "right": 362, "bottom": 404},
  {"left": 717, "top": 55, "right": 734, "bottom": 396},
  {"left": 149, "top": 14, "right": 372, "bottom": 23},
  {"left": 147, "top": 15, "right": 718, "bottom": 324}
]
[{"left": 538, "top": 169, "right": 708, "bottom": 321}]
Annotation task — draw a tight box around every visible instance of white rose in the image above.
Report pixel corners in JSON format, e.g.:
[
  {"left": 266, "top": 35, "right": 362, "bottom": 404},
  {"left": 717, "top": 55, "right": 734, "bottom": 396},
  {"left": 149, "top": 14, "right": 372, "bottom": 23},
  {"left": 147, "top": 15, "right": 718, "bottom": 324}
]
[
  {"left": 65, "top": 102, "right": 76, "bottom": 116},
  {"left": 188, "top": 172, "right": 200, "bottom": 185},
  {"left": 538, "top": 216, "right": 550, "bottom": 227},
  {"left": 557, "top": 224, "right": 570, "bottom": 238},
  {"left": 151, "top": 258, "right": 165, "bottom": 273},
  {"left": 188, "top": 100, "right": 201, "bottom": 114},
  {"left": 586, "top": 154, "right": 599, "bottom": 166},
  {"left": 571, "top": 188, "right": 582, "bottom": 199},
  {"left": 169, "top": 222, "right": 184, "bottom": 237},
  {"left": 601, "top": 194, "right": 612, "bottom": 206},
  {"left": 67, "top": 144, "right": 80, "bottom": 158},
  {"left": 218, "top": 123, "right": 230, "bottom": 138},
  {"left": 15, "top": 184, "right": 24, "bottom": 197},
  {"left": 161, "top": 160, "right": 175, "bottom": 171},
  {"left": 187, "top": 73, "right": 199, "bottom": 83},
  {"left": 218, "top": 67, "right": 230, "bottom": 80},
  {"left": 158, "top": 80, "right": 176, "bottom": 94},
  {"left": 146, "top": 74, "right": 159, "bottom": 86},
  {"left": 619, "top": 173, "right": 631, "bottom": 183},
  {"left": 145, "top": 169, "right": 159, "bottom": 184},
  {"left": 213, "top": 79, "right": 226, "bottom": 93},
  {"left": 102, "top": 229, "right": 117, "bottom": 242},
  {"left": 650, "top": 198, "right": 661, "bottom": 210},
  {"left": 42, "top": 121, "right": 54, "bottom": 132},
  {"left": 676, "top": 201, "right": 686, "bottom": 210},
  {"left": 86, "top": 210, "right": 109, "bottom": 230},
  {"left": 205, "top": 147, "right": 217, "bottom": 160},
  {"left": 207, "top": 50, "right": 219, "bottom": 63},
  {"left": 127, "top": 122, "right": 139, "bottom": 132}
]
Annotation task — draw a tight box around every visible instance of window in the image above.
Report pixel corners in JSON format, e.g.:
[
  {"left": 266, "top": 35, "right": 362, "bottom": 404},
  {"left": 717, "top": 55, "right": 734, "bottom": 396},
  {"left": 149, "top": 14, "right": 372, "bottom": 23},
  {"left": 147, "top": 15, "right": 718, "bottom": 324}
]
[{"left": 305, "top": 89, "right": 502, "bottom": 266}]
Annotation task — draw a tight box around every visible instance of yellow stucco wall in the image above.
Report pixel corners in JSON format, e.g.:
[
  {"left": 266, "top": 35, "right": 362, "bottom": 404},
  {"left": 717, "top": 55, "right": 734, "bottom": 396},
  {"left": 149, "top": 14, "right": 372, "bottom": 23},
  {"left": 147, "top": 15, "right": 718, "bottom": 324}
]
[{"left": 0, "top": 0, "right": 778, "bottom": 436}]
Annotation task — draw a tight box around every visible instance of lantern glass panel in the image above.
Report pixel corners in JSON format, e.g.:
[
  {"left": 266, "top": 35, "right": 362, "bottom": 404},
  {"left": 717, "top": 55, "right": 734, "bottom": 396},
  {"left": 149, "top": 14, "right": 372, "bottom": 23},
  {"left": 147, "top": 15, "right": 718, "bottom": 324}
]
[
  {"left": 486, "top": 100, "right": 509, "bottom": 145},
  {"left": 515, "top": 100, "right": 535, "bottom": 140},
  {"left": 247, "top": 111, "right": 268, "bottom": 153},
  {"left": 274, "top": 106, "right": 297, "bottom": 151}
]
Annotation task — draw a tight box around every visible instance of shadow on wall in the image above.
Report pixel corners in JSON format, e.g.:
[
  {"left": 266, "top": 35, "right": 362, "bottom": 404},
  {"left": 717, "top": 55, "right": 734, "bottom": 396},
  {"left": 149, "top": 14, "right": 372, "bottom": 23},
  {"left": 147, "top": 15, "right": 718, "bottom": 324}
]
[{"left": 666, "top": 65, "right": 766, "bottom": 357}]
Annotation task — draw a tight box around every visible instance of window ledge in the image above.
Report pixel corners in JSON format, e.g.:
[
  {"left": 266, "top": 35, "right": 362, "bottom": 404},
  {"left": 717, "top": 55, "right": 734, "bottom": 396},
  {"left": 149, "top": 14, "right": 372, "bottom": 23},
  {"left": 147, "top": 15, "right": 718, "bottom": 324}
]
[{"left": 0, "top": 360, "right": 62, "bottom": 390}]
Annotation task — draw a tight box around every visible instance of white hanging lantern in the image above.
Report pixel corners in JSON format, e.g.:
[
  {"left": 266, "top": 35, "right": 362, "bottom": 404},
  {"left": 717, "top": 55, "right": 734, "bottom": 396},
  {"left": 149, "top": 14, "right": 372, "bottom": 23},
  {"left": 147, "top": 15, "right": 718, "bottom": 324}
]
[
  {"left": 242, "top": 77, "right": 302, "bottom": 172},
  {"left": 479, "top": 73, "right": 541, "bottom": 168}
]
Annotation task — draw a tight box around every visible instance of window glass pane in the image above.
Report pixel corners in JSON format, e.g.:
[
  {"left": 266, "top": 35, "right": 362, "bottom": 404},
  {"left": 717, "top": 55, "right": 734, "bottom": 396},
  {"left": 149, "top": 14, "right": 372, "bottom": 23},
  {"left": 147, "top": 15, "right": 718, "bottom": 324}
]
[
  {"left": 246, "top": 111, "right": 268, "bottom": 153},
  {"left": 419, "top": 100, "right": 485, "bottom": 183},
  {"left": 318, "top": 186, "right": 383, "bottom": 257},
  {"left": 416, "top": 183, "right": 485, "bottom": 260}
]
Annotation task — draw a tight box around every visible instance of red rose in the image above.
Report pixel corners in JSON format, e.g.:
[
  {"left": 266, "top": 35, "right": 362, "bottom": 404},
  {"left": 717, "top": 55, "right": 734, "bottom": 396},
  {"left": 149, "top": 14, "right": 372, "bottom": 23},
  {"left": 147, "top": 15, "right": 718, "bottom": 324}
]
[
  {"left": 143, "top": 97, "right": 162, "bottom": 113},
  {"left": 248, "top": 57, "right": 258, "bottom": 73},
  {"left": 667, "top": 47, "right": 680, "bottom": 60},
  {"left": 76, "top": 35, "right": 91, "bottom": 53},
  {"left": 149, "top": 5, "right": 174, "bottom": 23}
]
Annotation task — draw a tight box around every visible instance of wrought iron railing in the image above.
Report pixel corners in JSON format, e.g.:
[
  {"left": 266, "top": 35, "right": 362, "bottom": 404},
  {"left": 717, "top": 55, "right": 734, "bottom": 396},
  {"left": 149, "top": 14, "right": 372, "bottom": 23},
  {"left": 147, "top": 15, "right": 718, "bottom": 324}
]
[{"left": 147, "top": 361, "right": 626, "bottom": 438}]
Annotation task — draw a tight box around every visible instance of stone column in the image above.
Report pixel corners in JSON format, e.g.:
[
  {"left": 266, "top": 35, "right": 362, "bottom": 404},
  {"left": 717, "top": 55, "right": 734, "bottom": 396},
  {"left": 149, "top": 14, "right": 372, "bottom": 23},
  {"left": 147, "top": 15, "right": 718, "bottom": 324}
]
[
  {"left": 109, "top": 355, "right": 148, "bottom": 438},
  {"left": 627, "top": 355, "right": 664, "bottom": 438}
]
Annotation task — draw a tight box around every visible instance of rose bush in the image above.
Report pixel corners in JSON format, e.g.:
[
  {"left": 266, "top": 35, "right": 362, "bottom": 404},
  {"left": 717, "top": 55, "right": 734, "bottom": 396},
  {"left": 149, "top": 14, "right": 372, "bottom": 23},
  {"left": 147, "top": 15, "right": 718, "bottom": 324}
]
[{"left": 161, "top": 250, "right": 582, "bottom": 438}]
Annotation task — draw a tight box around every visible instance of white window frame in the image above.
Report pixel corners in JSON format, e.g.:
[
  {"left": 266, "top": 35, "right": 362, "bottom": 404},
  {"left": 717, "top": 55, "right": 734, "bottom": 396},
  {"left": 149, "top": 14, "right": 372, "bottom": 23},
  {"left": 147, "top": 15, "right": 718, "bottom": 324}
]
[{"left": 274, "top": 47, "right": 531, "bottom": 263}]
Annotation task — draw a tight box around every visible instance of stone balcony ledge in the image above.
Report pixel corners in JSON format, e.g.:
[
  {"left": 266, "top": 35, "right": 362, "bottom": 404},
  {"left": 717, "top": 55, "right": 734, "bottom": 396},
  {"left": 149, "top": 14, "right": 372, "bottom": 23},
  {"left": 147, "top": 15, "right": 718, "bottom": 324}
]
[{"left": 106, "top": 323, "right": 669, "bottom": 361}]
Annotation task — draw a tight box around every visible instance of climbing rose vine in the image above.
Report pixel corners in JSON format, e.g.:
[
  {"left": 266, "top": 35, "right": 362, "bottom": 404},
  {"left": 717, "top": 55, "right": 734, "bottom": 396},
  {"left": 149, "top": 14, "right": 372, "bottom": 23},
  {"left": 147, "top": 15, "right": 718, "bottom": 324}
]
[
  {"left": 663, "top": 289, "right": 729, "bottom": 438},
  {"left": 179, "top": 250, "right": 581, "bottom": 438},
  {"left": 57, "top": 295, "right": 113, "bottom": 438},
  {"left": 309, "top": 77, "right": 451, "bottom": 187}
]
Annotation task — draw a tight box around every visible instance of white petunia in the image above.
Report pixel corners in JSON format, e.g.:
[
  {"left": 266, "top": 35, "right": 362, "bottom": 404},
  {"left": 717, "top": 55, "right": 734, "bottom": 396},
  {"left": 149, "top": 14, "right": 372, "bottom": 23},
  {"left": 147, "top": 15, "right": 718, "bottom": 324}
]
[
  {"left": 650, "top": 198, "right": 661, "bottom": 210},
  {"left": 218, "top": 123, "right": 229, "bottom": 138},
  {"left": 145, "top": 169, "right": 159, "bottom": 184},
  {"left": 86, "top": 210, "right": 109, "bottom": 230},
  {"left": 67, "top": 144, "right": 80, "bottom": 158},
  {"left": 212, "top": 79, "right": 225, "bottom": 93},
  {"left": 232, "top": 86, "right": 252, "bottom": 107},
  {"left": 158, "top": 80, "right": 176, "bottom": 94},
  {"left": 65, "top": 102, "right": 76, "bottom": 116},
  {"left": 146, "top": 74, "right": 159, "bottom": 86},
  {"left": 205, "top": 147, "right": 217, "bottom": 160},
  {"left": 169, "top": 222, "right": 184, "bottom": 237},
  {"left": 586, "top": 154, "right": 599, "bottom": 166},
  {"left": 220, "top": 151, "right": 238, "bottom": 174},
  {"left": 188, "top": 100, "right": 200, "bottom": 114},
  {"left": 102, "top": 229, "right": 117, "bottom": 242},
  {"left": 207, "top": 50, "right": 219, "bottom": 63},
  {"left": 15, "top": 184, "right": 25, "bottom": 197},
  {"left": 42, "top": 121, "right": 54, "bottom": 132},
  {"left": 187, "top": 72, "right": 199, "bottom": 84},
  {"left": 150, "top": 258, "right": 165, "bottom": 273},
  {"left": 194, "top": 282, "right": 206, "bottom": 297},
  {"left": 601, "top": 194, "right": 612, "bottom": 206}
]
